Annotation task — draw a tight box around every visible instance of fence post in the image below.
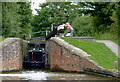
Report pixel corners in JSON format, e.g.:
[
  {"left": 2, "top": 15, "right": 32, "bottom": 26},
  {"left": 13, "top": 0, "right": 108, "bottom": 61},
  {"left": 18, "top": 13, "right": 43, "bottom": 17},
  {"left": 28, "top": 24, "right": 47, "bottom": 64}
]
[
  {"left": 114, "top": 61, "right": 118, "bottom": 70},
  {"left": 51, "top": 24, "right": 53, "bottom": 31},
  {"left": 46, "top": 30, "right": 48, "bottom": 36}
]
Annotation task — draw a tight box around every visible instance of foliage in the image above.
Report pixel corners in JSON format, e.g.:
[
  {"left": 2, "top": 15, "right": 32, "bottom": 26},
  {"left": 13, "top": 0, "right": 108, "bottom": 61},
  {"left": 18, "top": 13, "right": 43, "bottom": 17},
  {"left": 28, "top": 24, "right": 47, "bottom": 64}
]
[
  {"left": 77, "top": 2, "right": 119, "bottom": 35},
  {"left": 71, "top": 15, "right": 92, "bottom": 36},
  {"left": 17, "top": 2, "right": 33, "bottom": 37},
  {"left": 61, "top": 37, "right": 118, "bottom": 69},
  {"left": 32, "top": 2, "right": 119, "bottom": 37},
  {"left": 91, "top": 2, "right": 120, "bottom": 45},
  {"left": 2, "top": 3, "right": 21, "bottom": 37},
  {"left": 32, "top": 2, "right": 81, "bottom": 37},
  {"left": 95, "top": 32, "right": 118, "bottom": 40},
  {"left": 2, "top": 2, "right": 119, "bottom": 39},
  {"left": 2, "top": 2, "right": 32, "bottom": 38},
  {"left": 95, "top": 32, "right": 119, "bottom": 46},
  {"left": 109, "top": 2, "right": 120, "bottom": 36},
  {"left": 85, "top": 3, "right": 111, "bottom": 33},
  {"left": 0, "top": 37, "right": 6, "bottom": 42}
]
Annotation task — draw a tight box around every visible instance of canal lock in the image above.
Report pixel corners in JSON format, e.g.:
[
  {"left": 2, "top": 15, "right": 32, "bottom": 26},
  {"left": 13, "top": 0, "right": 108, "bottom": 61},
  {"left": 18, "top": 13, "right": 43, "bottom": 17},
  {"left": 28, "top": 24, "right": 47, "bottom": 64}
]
[
  {"left": 23, "top": 41, "right": 46, "bottom": 69},
  {"left": 0, "top": 38, "right": 119, "bottom": 80}
]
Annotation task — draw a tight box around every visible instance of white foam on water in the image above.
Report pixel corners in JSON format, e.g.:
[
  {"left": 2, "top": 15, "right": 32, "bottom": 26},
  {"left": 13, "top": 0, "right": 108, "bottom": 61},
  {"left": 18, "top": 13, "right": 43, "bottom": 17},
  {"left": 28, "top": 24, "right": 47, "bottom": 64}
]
[
  {"left": 0, "top": 71, "right": 86, "bottom": 80},
  {"left": 0, "top": 71, "right": 52, "bottom": 80}
]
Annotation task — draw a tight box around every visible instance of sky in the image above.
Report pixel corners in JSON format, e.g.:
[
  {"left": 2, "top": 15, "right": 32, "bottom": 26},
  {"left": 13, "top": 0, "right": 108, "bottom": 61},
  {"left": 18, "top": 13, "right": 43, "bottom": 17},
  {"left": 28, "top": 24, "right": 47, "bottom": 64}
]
[{"left": 31, "top": 0, "right": 46, "bottom": 15}]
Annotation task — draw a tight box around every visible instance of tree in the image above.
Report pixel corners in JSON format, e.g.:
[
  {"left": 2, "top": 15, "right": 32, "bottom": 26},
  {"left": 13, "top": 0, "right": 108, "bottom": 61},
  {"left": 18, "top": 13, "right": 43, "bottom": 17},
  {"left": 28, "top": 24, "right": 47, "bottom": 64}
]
[
  {"left": 78, "top": 2, "right": 119, "bottom": 35},
  {"left": 2, "top": 2, "right": 21, "bottom": 37},
  {"left": 32, "top": 2, "right": 82, "bottom": 37},
  {"left": 2, "top": 2, "right": 32, "bottom": 38},
  {"left": 17, "top": 2, "right": 33, "bottom": 37},
  {"left": 71, "top": 15, "right": 92, "bottom": 36},
  {"left": 33, "top": 2, "right": 119, "bottom": 37}
]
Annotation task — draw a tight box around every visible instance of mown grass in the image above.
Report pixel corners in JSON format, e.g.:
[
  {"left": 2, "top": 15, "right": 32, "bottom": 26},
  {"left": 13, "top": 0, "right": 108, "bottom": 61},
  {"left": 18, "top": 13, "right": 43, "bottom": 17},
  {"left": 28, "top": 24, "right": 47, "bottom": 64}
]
[
  {"left": 119, "top": 58, "right": 120, "bottom": 71},
  {"left": 61, "top": 37, "right": 118, "bottom": 69},
  {"left": 0, "top": 37, "right": 6, "bottom": 42}
]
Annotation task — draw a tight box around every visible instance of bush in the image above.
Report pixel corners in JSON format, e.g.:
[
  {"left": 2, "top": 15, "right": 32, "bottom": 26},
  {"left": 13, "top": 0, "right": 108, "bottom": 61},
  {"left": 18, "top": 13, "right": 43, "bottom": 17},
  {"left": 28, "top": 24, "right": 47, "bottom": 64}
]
[
  {"left": 71, "top": 15, "right": 92, "bottom": 36},
  {"left": 95, "top": 32, "right": 118, "bottom": 40}
]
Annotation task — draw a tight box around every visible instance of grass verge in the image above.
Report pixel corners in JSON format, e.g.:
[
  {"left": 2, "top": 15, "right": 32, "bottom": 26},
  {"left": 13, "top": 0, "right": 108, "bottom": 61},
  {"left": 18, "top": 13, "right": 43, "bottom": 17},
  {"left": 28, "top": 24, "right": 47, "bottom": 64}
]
[
  {"left": 94, "top": 32, "right": 119, "bottom": 46},
  {"left": 0, "top": 38, "right": 6, "bottom": 42},
  {"left": 61, "top": 37, "right": 118, "bottom": 69}
]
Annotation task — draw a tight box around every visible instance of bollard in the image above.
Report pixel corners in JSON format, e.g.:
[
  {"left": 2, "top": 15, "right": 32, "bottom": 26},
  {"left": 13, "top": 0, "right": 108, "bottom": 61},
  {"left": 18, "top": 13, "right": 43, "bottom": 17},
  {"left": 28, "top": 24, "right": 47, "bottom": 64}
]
[
  {"left": 114, "top": 61, "right": 118, "bottom": 70},
  {"left": 23, "top": 34, "right": 26, "bottom": 40}
]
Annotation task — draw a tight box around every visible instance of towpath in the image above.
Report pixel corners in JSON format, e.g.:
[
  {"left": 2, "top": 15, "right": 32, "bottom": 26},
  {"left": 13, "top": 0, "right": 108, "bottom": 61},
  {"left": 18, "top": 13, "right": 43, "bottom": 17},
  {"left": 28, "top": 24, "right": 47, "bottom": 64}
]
[{"left": 96, "top": 40, "right": 120, "bottom": 58}]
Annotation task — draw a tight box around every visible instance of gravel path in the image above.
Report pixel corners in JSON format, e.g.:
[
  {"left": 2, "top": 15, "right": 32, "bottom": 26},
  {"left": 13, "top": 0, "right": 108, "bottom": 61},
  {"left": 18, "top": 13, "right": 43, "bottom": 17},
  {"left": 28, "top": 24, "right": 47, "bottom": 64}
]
[{"left": 96, "top": 40, "right": 120, "bottom": 58}]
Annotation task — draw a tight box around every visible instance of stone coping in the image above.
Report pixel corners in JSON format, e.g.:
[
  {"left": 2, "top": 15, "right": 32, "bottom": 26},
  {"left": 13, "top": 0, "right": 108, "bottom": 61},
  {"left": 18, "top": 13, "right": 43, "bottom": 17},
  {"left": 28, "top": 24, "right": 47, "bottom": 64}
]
[
  {"left": 0, "top": 38, "right": 21, "bottom": 49},
  {"left": 66, "top": 37, "right": 95, "bottom": 39}
]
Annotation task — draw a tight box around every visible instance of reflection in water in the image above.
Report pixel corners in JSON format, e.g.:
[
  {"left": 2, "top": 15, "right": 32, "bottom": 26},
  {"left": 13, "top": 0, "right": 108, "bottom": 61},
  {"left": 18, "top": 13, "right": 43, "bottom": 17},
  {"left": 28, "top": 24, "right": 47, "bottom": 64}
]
[{"left": 0, "top": 70, "right": 118, "bottom": 80}]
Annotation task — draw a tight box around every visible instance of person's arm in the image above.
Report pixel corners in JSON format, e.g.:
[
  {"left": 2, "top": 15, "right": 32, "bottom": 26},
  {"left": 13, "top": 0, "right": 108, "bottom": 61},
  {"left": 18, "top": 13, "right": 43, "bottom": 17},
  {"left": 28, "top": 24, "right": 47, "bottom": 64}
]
[{"left": 63, "top": 24, "right": 69, "bottom": 27}]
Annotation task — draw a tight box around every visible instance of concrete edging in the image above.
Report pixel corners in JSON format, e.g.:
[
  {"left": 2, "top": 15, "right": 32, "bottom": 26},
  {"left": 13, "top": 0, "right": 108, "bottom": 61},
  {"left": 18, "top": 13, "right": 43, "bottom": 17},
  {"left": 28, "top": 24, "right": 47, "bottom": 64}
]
[
  {"left": 0, "top": 38, "right": 21, "bottom": 49},
  {"left": 83, "top": 68, "right": 120, "bottom": 78}
]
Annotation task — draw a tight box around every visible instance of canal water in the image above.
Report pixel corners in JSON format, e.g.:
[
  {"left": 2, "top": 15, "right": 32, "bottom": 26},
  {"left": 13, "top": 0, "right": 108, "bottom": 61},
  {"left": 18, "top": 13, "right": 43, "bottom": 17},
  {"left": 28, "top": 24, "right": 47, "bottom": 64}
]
[{"left": 0, "top": 69, "right": 119, "bottom": 80}]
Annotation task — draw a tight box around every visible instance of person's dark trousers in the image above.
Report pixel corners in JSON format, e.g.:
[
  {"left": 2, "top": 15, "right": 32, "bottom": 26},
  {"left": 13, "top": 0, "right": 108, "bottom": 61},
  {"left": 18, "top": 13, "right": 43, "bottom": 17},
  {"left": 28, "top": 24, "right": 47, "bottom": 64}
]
[{"left": 63, "top": 30, "right": 73, "bottom": 37}]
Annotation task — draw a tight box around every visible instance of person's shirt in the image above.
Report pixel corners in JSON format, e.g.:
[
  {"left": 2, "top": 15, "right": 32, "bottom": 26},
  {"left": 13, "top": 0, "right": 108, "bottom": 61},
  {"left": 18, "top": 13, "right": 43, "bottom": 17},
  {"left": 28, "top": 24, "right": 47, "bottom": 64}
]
[{"left": 67, "top": 25, "right": 73, "bottom": 31}]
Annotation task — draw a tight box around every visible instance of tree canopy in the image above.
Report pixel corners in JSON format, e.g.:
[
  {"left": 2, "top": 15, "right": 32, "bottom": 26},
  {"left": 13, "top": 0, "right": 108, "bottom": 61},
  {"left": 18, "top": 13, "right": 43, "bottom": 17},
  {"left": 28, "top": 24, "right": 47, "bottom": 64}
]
[
  {"left": 2, "top": 2, "right": 32, "bottom": 38},
  {"left": 32, "top": 2, "right": 119, "bottom": 38},
  {"left": 1, "top": 1, "right": 119, "bottom": 40}
]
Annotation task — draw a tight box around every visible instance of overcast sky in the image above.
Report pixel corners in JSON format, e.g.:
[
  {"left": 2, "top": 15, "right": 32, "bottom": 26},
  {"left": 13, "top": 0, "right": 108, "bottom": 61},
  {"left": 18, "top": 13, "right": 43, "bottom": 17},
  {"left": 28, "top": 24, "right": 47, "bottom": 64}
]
[{"left": 31, "top": 0, "right": 46, "bottom": 15}]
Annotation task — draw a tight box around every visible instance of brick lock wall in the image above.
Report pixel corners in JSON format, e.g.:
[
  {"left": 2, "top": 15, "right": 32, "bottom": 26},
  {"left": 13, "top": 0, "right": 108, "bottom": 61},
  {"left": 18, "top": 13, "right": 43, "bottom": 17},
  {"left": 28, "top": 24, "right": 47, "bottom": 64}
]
[
  {"left": 49, "top": 37, "right": 100, "bottom": 72},
  {"left": 0, "top": 38, "right": 27, "bottom": 72}
]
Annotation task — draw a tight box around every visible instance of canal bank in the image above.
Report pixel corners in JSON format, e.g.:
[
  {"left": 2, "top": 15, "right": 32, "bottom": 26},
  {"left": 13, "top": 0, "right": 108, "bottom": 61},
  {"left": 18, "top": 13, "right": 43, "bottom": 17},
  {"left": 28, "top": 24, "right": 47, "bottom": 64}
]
[
  {"left": 0, "top": 37, "right": 119, "bottom": 80},
  {"left": 45, "top": 37, "right": 120, "bottom": 79}
]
